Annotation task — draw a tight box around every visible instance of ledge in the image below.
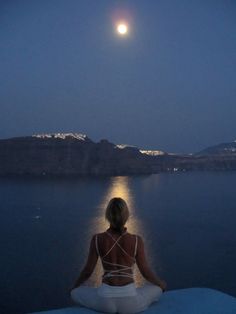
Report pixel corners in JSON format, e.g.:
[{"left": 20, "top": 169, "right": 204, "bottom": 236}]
[{"left": 30, "top": 288, "right": 236, "bottom": 314}]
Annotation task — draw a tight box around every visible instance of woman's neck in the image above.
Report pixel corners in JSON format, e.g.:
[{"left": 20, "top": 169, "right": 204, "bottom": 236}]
[{"left": 108, "top": 225, "right": 127, "bottom": 234}]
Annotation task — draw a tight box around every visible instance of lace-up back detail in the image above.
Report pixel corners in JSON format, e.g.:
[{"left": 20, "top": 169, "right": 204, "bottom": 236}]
[{"left": 95, "top": 231, "right": 138, "bottom": 280}]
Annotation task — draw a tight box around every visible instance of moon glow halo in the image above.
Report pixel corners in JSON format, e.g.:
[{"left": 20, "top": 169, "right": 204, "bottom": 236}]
[{"left": 117, "top": 23, "right": 128, "bottom": 35}]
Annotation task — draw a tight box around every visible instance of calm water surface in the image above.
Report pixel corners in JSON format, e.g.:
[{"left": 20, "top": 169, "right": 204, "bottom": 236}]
[{"left": 0, "top": 172, "right": 236, "bottom": 313}]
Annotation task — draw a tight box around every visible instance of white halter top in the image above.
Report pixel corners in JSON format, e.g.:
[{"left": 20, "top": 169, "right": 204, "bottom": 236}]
[{"left": 95, "top": 231, "right": 138, "bottom": 280}]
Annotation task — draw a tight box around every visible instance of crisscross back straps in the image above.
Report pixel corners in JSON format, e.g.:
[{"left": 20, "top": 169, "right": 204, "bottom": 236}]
[
  {"left": 102, "top": 232, "right": 126, "bottom": 259},
  {"left": 95, "top": 232, "right": 138, "bottom": 261},
  {"left": 102, "top": 260, "right": 134, "bottom": 279},
  {"left": 134, "top": 235, "right": 138, "bottom": 258},
  {"left": 95, "top": 234, "right": 100, "bottom": 256}
]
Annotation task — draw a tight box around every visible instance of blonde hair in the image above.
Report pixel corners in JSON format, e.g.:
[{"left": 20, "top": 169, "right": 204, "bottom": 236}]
[{"left": 105, "top": 197, "right": 129, "bottom": 232}]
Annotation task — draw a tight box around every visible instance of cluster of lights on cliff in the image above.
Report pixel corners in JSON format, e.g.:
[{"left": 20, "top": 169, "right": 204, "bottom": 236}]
[
  {"left": 32, "top": 133, "right": 87, "bottom": 140},
  {"left": 139, "top": 150, "right": 165, "bottom": 156}
]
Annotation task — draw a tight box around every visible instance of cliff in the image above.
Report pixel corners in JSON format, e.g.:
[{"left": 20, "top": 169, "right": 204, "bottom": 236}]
[
  {"left": 1, "top": 133, "right": 236, "bottom": 176},
  {"left": 0, "top": 134, "right": 153, "bottom": 176}
]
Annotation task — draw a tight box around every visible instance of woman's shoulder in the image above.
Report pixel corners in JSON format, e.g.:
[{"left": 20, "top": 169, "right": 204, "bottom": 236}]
[
  {"left": 91, "top": 231, "right": 107, "bottom": 239},
  {"left": 129, "top": 234, "right": 144, "bottom": 249},
  {"left": 126, "top": 232, "right": 143, "bottom": 242},
  {"left": 126, "top": 230, "right": 141, "bottom": 237},
  {"left": 92, "top": 230, "right": 143, "bottom": 243}
]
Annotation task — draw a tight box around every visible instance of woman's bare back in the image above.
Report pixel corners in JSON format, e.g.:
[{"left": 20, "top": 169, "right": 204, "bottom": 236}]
[
  {"left": 96, "top": 228, "right": 137, "bottom": 286},
  {"left": 71, "top": 226, "right": 166, "bottom": 291}
]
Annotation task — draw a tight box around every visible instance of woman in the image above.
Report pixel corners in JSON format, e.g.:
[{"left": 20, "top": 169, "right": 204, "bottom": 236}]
[{"left": 70, "top": 197, "right": 167, "bottom": 314}]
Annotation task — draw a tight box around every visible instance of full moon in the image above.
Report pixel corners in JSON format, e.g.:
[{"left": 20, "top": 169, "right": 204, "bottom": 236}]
[{"left": 117, "top": 24, "right": 128, "bottom": 35}]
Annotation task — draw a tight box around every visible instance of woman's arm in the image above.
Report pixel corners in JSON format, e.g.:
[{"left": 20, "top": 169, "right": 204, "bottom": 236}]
[
  {"left": 71, "top": 235, "right": 98, "bottom": 289},
  {"left": 136, "top": 236, "right": 167, "bottom": 291}
]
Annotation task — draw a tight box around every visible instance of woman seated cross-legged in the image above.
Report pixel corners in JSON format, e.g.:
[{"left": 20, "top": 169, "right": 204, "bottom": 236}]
[{"left": 70, "top": 197, "right": 167, "bottom": 314}]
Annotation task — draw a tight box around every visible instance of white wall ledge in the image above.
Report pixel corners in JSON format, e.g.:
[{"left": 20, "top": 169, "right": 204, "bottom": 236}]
[{"left": 30, "top": 288, "right": 236, "bottom": 314}]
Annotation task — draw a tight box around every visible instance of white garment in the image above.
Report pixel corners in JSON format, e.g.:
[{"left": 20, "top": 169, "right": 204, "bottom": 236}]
[
  {"left": 70, "top": 283, "right": 163, "bottom": 314},
  {"left": 97, "top": 283, "right": 137, "bottom": 297}
]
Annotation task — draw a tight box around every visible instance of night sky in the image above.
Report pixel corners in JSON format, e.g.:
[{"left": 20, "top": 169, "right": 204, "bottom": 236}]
[{"left": 0, "top": 0, "right": 235, "bottom": 153}]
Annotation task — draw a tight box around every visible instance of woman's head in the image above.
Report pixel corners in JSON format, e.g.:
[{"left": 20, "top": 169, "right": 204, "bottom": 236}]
[{"left": 105, "top": 197, "right": 129, "bottom": 232}]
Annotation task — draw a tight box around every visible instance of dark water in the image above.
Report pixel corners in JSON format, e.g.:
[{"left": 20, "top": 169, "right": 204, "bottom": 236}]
[{"left": 0, "top": 172, "right": 236, "bottom": 314}]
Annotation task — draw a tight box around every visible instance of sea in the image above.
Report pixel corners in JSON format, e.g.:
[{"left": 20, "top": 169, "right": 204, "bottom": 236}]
[{"left": 0, "top": 172, "right": 236, "bottom": 314}]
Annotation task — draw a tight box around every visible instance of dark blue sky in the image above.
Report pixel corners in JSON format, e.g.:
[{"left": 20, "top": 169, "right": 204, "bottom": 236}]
[{"left": 0, "top": 0, "right": 235, "bottom": 153}]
